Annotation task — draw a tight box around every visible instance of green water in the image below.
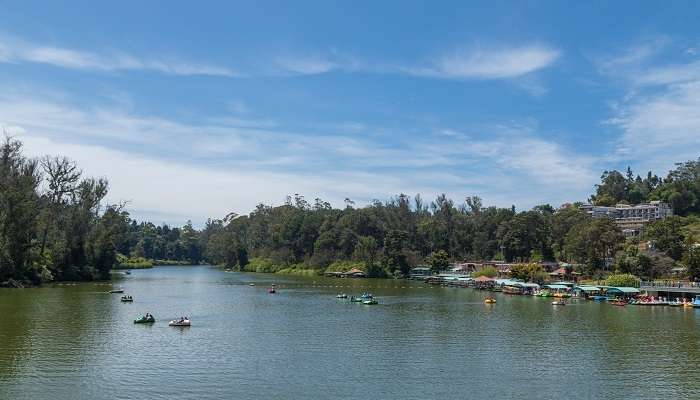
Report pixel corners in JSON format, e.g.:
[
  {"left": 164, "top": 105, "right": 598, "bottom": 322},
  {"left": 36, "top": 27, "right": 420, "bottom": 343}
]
[{"left": 1, "top": 265, "right": 700, "bottom": 399}]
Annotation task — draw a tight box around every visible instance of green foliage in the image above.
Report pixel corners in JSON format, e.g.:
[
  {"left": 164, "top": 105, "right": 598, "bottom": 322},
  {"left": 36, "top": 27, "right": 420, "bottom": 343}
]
[
  {"left": 115, "top": 255, "right": 154, "bottom": 269},
  {"left": 563, "top": 217, "right": 623, "bottom": 272},
  {"left": 644, "top": 216, "right": 686, "bottom": 260},
  {"left": 509, "top": 263, "right": 546, "bottom": 283},
  {"left": 685, "top": 246, "right": 700, "bottom": 280},
  {"left": 428, "top": 250, "right": 450, "bottom": 273},
  {"left": 605, "top": 273, "right": 640, "bottom": 288},
  {"left": 472, "top": 266, "right": 498, "bottom": 278}
]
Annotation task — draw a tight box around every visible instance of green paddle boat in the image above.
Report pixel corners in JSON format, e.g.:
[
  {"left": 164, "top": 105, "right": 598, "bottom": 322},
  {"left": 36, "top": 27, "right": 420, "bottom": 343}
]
[{"left": 134, "top": 314, "right": 155, "bottom": 324}]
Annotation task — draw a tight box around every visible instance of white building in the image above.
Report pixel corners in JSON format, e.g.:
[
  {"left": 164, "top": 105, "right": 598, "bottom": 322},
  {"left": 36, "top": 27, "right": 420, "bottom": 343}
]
[{"left": 579, "top": 201, "right": 673, "bottom": 236}]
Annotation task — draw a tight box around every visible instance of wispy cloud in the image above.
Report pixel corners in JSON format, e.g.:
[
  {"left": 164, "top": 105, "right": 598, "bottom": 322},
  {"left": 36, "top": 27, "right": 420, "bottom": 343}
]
[
  {"left": 600, "top": 38, "right": 700, "bottom": 171},
  {"left": 410, "top": 45, "right": 560, "bottom": 79},
  {"left": 0, "top": 88, "right": 597, "bottom": 222},
  {"left": 0, "top": 34, "right": 236, "bottom": 77}
]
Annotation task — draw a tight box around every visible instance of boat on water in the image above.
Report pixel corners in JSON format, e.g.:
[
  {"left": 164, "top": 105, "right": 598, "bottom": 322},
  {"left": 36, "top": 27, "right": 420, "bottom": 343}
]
[
  {"left": 120, "top": 295, "right": 133, "bottom": 302},
  {"left": 360, "top": 292, "right": 374, "bottom": 299},
  {"left": 249, "top": 283, "right": 255, "bottom": 286},
  {"left": 484, "top": 298, "right": 496, "bottom": 304},
  {"left": 349, "top": 296, "right": 363, "bottom": 302},
  {"left": 551, "top": 300, "right": 566, "bottom": 306},
  {"left": 610, "top": 300, "right": 627, "bottom": 306},
  {"left": 169, "top": 318, "right": 191, "bottom": 327},
  {"left": 268, "top": 288, "right": 276, "bottom": 294},
  {"left": 362, "top": 299, "right": 378, "bottom": 305},
  {"left": 109, "top": 288, "right": 124, "bottom": 294},
  {"left": 336, "top": 294, "right": 348, "bottom": 299},
  {"left": 134, "top": 314, "right": 155, "bottom": 324},
  {"left": 124, "top": 270, "right": 131, "bottom": 275}
]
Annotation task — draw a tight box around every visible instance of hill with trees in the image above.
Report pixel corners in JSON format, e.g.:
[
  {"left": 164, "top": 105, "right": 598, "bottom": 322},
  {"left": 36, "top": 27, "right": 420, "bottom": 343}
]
[{"left": 2, "top": 135, "right": 699, "bottom": 286}]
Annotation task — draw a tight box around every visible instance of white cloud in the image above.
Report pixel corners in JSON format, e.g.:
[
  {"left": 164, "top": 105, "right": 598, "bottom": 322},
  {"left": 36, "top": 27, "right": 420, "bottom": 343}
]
[
  {"left": 598, "top": 39, "right": 700, "bottom": 171},
  {"left": 412, "top": 45, "right": 560, "bottom": 79},
  {"left": 0, "top": 35, "right": 236, "bottom": 77},
  {"left": 609, "top": 81, "right": 700, "bottom": 169},
  {"left": 1, "top": 89, "right": 598, "bottom": 223},
  {"left": 276, "top": 56, "right": 339, "bottom": 75}
]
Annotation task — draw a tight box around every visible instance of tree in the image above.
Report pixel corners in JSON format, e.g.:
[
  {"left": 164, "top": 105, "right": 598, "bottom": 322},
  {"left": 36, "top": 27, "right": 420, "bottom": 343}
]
[
  {"left": 472, "top": 266, "right": 498, "bottom": 278},
  {"left": 0, "top": 137, "right": 41, "bottom": 283},
  {"left": 605, "top": 273, "right": 640, "bottom": 288},
  {"left": 428, "top": 250, "right": 449, "bottom": 273},
  {"left": 382, "top": 230, "right": 409, "bottom": 276},
  {"left": 685, "top": 246, "right": 700, "bottom": 281},
  {"left": 563, "top": 218, "right": 623, "bottom": 271},
  {"left": 509, "top": 263, "right": 546, "bottom": 283},
  {"left": 644, "top": 216, "right": 686, "bottom": 260}
]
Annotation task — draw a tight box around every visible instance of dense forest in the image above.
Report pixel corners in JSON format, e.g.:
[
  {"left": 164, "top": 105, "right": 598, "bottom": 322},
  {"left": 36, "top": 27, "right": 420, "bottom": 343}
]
[
  {"left": 1, "top": 135, "right": 699, "bottom": 286},
  {"left": 0, "top": 137, "right": 200, "bottom": 287}
]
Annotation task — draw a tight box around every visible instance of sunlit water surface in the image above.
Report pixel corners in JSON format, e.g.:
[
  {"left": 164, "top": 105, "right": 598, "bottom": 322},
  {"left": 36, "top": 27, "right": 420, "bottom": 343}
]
[{"left": 2, "top": 265, "right": 700, "bottom": 399}]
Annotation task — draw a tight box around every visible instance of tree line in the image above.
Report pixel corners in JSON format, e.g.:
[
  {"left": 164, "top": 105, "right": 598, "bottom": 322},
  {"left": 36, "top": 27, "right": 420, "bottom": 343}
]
[
  {"left": 202, "top": 158, "right": 700, "bottom": 280},
  {"left": 0, "top": 137, "right": 201, "bottom": 286},
  {"left": 2, "top": 135, "right": 699, "bottom": 286}
]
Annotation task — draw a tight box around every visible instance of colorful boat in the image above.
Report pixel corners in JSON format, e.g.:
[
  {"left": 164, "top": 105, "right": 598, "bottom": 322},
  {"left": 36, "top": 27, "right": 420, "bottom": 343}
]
[
  {"left": 134, "top": 315, "right": 155, "bottom": 324},
  {"left": 610, "top": 300, "right": 626, "bottom": 306}
]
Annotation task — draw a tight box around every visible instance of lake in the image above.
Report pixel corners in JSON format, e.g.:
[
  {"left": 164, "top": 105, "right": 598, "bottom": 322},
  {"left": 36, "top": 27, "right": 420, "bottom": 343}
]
[{"left": 2, "top": 265, "right": 700, "bottom": 399}]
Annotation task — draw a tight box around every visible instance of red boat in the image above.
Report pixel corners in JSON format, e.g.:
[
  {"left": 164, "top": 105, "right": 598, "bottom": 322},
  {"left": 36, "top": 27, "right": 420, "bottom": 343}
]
[{"left": 610, "top": 300, "right": 627, "bottom": 306}]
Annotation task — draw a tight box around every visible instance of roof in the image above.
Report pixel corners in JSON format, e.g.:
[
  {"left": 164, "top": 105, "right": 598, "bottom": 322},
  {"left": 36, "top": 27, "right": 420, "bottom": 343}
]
[
  {"left": 575, "top": 285, "right": 601, "bottom": 292},
  {"left": 544, "top": 284, "right": 569, "bottom": 290},
  {"left": 346, "top": 268, "right": 365, "bottom": 274},
  {"left": 518, "top": 282, "right": 540, "bottom": 288},
  {"left": 604, "top": 286, "right": 640, "bottom": 293}
]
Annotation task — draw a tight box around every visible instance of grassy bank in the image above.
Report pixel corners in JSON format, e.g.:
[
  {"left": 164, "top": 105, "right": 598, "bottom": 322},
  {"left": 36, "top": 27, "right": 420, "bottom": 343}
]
[
  {"left": 239, "top": 258, "right": 368, "bottom": 277},
  {"left": 113, "top": 255, "right": 194, "bottom": 270}
]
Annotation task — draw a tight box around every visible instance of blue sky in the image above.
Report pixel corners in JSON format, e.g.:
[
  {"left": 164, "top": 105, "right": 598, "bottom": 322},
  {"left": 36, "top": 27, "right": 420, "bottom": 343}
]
[{"left": 1, "top": 1, "right": 700, "bottom": 226}]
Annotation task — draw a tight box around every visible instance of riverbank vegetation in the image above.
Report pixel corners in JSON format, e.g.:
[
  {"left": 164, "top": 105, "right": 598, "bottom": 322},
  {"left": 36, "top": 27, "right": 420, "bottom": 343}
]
[
  {"left": 2, "top": 135, "right": 699, "bottom": 286},
  {"left": 0, "top": 137, "right": 202, "bottom": 286}
]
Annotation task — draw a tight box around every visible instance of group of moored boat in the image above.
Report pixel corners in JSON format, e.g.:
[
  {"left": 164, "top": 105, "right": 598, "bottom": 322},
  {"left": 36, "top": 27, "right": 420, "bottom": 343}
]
[
  {"left": 109, "top": 282, "right": 192, "bottom": 327},
  {"left": 337, "top": 292, "right": 379, "bottom": 305}
]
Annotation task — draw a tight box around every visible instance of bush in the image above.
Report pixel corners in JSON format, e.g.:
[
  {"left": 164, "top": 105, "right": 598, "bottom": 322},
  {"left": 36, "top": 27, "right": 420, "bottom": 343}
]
[
  {"left": 605, "top": 273, "right": 640, "bottom": 288},
  {"left": 473, "top": 266, "right": 498, "bottom": 278},
  {"left": 115, "top": 254, "right": 153, "bottom": 269}
]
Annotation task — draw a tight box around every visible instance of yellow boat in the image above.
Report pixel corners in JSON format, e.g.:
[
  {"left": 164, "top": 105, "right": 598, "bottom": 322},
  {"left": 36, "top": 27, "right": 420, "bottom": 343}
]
[{"left": 484, "top": 298, "right": 496, "bottom": 304}]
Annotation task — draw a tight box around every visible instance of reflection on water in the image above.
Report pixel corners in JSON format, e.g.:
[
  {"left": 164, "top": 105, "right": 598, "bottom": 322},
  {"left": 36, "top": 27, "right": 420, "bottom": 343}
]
[{"left": 2, "top": 266, "right": 700, "bottom": 399}]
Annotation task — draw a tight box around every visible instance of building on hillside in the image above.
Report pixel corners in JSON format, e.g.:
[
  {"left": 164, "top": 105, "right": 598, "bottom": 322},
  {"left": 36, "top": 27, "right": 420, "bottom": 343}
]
[{"left": 579, "top": 201, "right": 673, "bottom": 237}]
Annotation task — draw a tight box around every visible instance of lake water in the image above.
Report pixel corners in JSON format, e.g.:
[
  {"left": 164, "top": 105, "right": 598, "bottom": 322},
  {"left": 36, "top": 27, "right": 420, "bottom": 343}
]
[{"left": 2, "top": 265, "right": 700, "bottom": 399}]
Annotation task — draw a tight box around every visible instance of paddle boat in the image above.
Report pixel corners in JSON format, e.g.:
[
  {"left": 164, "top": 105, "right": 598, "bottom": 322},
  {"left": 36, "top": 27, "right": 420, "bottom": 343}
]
[
  {"left": 169, "top": 317, "right": 191, "bottom": 327},
  {"left": 484, "top": 298, "right": 496, "bottom": 304},
  {"left": 109, "top": 288, "right": 124, "bottom": 294},
  {"left": 362, "top": 299, "right": 378, "bottom": 305},
  {"left": 120, "top": 295, "right": 133, "bottom": 302},
  {"left": 134, "top": 314, "right": 155, "bottom": 324},
  {"left": 610, "top": 299, "right": 627, "bottom": 306},
  {"left": 336, "top": 293, "right": 348, "bottom": 299},
  {"left": 551, "top": 300, "right": 566, "bottom": 306}
]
